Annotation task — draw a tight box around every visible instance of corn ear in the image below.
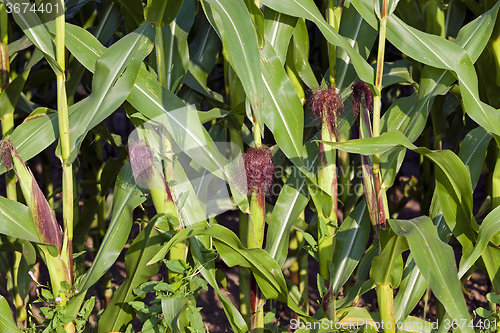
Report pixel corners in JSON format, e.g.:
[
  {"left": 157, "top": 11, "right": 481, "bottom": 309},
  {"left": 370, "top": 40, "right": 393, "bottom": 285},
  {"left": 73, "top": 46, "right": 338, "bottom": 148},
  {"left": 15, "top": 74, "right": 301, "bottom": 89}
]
[
  {"left": 0, "top": 140, "right": 62, "bottom": 252},
  {"left": 358, "top": 99, "right": 379, "bottom": 228}
]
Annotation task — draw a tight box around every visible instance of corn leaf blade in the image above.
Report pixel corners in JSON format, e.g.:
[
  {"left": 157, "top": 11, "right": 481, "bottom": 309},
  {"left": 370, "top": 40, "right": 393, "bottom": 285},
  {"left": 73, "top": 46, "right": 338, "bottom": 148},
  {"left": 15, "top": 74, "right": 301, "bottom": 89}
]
[
  {"left": 202, "top": 0, "right": 263, "bottom": 128},
  {"left": 144, "top": 0, "right": 183, "bottom": 27},
  {"left": 261, "top": 0, "right": 374, "bottom": 84},
  {"left": 77, "top": 163, "right": 146, "bottom": 292},
  {"left": 0, "top": 296, "right": 22, "bottom": 333},
  {"left": 98, "top": 217, "right": 167, "bottom": 333},
  {"left": 390, "top": 217, "right": 473, "bottom": 333}
]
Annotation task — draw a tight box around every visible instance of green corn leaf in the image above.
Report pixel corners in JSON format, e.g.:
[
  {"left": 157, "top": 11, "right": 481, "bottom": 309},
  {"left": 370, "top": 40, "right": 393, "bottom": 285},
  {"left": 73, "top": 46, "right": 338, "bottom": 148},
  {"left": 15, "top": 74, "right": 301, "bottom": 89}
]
[
  {"left": 0, "top": 113, "right": 58, "bottom": 175},
  {"left": 4, "top": 0, "right": 62, "bottom": 74},
  {"left": 265, "top": 166, "right": 309, "bottom": 266},
  {"left": 156, "top": 223, "right": 310, "bottom": 318},
  {"left": 394, "top": 211, "right": 449, "bottom": 324},
  {"left": 7, "top": 35, "right": 32, "bottom": 57},
  {"left": 394, "top": 255, "right": 428, "bottom": 324},
  {"left": 187, "top": 229, "right": 248, "bottom": 333},
  {"left": 380, "top": 65, "right": 453, "bottom": 149},
  {"left": 263, "top": 8, "right": 297, "bottom": 65},
  {"left": 98, "top": 217, "right": 167, "bottom": 333},
  {"left": 261, "top": 0, "right": 374, "bottom": 84},
  {"left": 59, "top": 22, "right": 183, "bottom": 111},
  {"left": 64, "top": 23, "right": 107, "bottom": 71},
  {"left": 154, "top": 0, "right": 194, "bottom": 92},
  {"left": 18, "top": 24, "right": 245, "bottom": 217},
  {"left": 323, "top": 130, "right": 476, "bottom": 255},
  {"left": 393, "top": 128, "right": 490, "bottom": 323},
  {"left": 380, "top": 94, "right": 417, "bottom": 134},
  {"left": 390, "top": 217, "right": 473, "bottom": 333},
  {"left": 458, "top": 205, "right": 500, "bottom": 278},
  {"left": 90, "top": 0, "right": 122, "bottom": 44},
  {"left": 145, "top": 0, "right": 184, "bottom": 27},
  {"left": 336, "top": 307, "right": 379, "bottom": 328},
  {"left": 153, "top": 223, "right": 310, "bottom": 320},
  {"left": 287, "top": 18, "right": 317, "bottom": 90},
  {"left": 455, "top": 3, "right": 499, "bottom": 64},
  {"left": 16, "top": 239, "right": 36, "bottom": 303},
  {"left": 379, "top": 60, "right": 415, "bottom": 88},
  {"left": 378, "top": 66, "right": 455, "bottom": 187},
  {"left": 330, "top": 200, "right": 370, "bottom": 295},
  {"left": 0, "top": 69, "right": 29, "bottom": 120},
  {"left": 64, "top": 23, "right": 155, "bottom": 164},
  {"left": 170, "top": 159, "right": 209, "bottom": 226},
  {"left": 202, "top": 0, "right": 263, "bottom": 129},
  {"left": 382, "top": 16, "right": 495, "bottom": 133},
  {"left": 336, "top": 0, "right": 377, "bottom": 90},
  {"left": 394, "top": 0, "right": 425, "bottom": 31},
  {"left": 130, "top": 106, "right": 249, "bottom": 214},
  {"left": 352, "top": 0, "right": 500, "bottom": 136},
  {"left": 370, "top": 231, "right": 408, "bottom": 288},
  {"left": 0, "top": 296, "right": 22, "bottom": 333},
  {"left": 153, "top": 224, "right": 281, "bottom": 301},
  {"left": 380, "top": 2, "right": 499, "bottom": 143},
  {"left": 150, "top": 223, "right": 287, "bottom": 300},
  {"left": 458, "top": 127, "right": 492, "bottom": 190},
  {"left": 183, "top": 69, "right": 227, "bottom": 107},
  {"left": 148, "top": 140, "right": 248, "bottom": 332},
  {"left": 432, "top": 151, "right": 475, "bottom": 255},
  {"left": 0, "top": 196, "right": 39, "bottom": 243},
  {"left": 77, "top": 163, "right": 146, "bottom": 292},
  {"left": 321, "top": 130, "right": 412, "bottom": 155},
  {"left": 211, "top": 225, "right": 315, "bottom": 315},
  {"left": 188, "top": 14, "right": 221, "bottom": 74},
  {"left": 244, "top": 0, "right": 265, "bottom": 49},
  {"left": 265, "top": 139, "right": 321, "bottom": 266},
  {"left": 55, "top": 22, "right": 252, "bottom": 215},
  {"left": 112, "top": 0, "right": 145, "bottom": 32},
  {"left": 197, "top": 108, "right": 230, "bottom": 124},
  {"left": 260, "top": 41, "right": 307, "bottom": 179}
]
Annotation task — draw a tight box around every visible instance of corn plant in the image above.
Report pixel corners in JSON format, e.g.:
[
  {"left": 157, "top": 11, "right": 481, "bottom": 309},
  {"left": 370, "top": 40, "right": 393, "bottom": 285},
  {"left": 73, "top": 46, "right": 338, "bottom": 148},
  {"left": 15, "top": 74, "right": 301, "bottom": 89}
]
[{"left": 1, "top": 0, "right": 500, "bottom": 332}]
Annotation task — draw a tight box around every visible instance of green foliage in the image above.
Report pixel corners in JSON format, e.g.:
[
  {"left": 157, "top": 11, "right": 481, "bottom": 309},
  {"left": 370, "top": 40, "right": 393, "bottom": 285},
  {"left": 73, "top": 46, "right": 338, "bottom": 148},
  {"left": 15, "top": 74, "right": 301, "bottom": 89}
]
[
  {"left": 23, "top": 283, "right": 90, "bottom": 333},
  {"left": 128, "top": 259, "right": 207, "bottom": 333}
]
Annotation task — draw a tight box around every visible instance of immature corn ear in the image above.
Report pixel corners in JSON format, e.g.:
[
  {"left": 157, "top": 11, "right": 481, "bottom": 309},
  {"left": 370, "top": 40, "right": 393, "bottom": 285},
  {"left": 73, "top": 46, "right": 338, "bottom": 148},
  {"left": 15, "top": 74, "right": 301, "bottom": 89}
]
[
  {"left": 243, "top": 146, "right": 275, "bottom": 196},
  {"left": 0, "top": 140, "right": 62, "bottom": 251},
  {"left": 128, "top": 139, "right": 177, "bottom": 216},
  {"left": 0, "top": 42, "right": 8, "bottom": 91},
  {"left": 310, "top": 86, "right": 344, "bottom": 139},
  {"left": 352, "top": 81, "right": 373, "bottom": 121},
  {"left": 244, "top": 146, "right": 274, "bottom": 249},
  {"left": 353, "top": 81, "right": 385, "bottom": 228},
  {"left": 361, "top": 155, "right": 379, "bottom": 229},
  {"left": 128, "top": 139, "right": 157, "bottom": 188},
  {"left": 310, "top": 86, "right": 343, "bottom": 202}
]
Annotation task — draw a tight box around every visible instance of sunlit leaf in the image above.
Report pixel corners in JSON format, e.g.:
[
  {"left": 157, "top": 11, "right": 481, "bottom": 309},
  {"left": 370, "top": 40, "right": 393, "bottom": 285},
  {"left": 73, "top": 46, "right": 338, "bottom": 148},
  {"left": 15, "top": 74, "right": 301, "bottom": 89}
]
[
  {"left": 0, "top": 296, "right": 22, "bottom": 333},
  {"left": 390, "top": 217, "right": 473, "bottom": 333}
]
